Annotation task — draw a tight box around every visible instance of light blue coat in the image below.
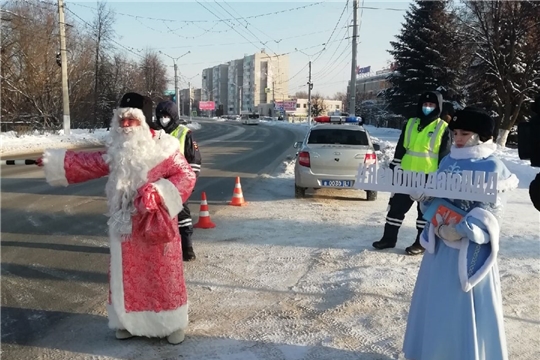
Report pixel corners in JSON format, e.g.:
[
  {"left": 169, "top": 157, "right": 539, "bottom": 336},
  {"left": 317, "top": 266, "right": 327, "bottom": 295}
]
[{"left": 403, "top": 141, "right": 518, "bottom": 360}]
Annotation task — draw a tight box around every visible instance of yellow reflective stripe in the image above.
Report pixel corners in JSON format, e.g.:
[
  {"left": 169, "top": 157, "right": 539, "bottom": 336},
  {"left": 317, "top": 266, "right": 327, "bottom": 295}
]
[
  {"left": 405, "top": 150, "right": 438, "bottom": 158},
  {"left": 404, "top": 118, "right": 418, "bottom": 149},
  {"left": 171, "top": 126, "right": 189, "bottom": 155},
  {"left": 429, "top": 120, "right": 446, "bottom": 153}
]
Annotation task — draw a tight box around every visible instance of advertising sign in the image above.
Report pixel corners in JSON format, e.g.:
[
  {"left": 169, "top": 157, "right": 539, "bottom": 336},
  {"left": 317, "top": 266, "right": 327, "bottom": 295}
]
[
  {"left": 199, "top": 101, "right": 215, "bottom": 111},
  {"left": 274, "top": 100, "right": 297, "bottom": 112},
  {"left": 356, "top": 66, "right": 371, "bottom": 74}
]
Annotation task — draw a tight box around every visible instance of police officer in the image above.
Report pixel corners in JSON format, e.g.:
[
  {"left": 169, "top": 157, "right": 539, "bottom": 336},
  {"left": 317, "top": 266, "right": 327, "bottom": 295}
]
[
  {"left": 373, "top": 91, "right": 451, "bottom": 255},
  {"left": 153, "top": 101, "right": 201, "bottom": 261}
]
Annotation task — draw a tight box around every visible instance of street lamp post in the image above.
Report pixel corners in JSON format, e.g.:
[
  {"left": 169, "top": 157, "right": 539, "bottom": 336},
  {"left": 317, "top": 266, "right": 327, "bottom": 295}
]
[
  {"left": 159, "top": 50, "right": 191, "bottom": 117},
  {"left": 182, "top": 73, "right": 199, "bottom": 121}
]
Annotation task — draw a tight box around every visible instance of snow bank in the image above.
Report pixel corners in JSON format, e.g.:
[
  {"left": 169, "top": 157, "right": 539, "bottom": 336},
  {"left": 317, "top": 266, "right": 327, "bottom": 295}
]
[
  {"left": 0, "top": 122, "right": 202, "bottom": 156},
  {"left": 0, "top": 128, "right": 110, "bottom": 156}
]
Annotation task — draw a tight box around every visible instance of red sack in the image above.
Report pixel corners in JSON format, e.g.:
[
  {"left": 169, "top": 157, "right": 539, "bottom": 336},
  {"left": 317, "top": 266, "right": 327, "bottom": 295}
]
[{"left": 133, "top": 184, "right": 177, "bottom": 245}]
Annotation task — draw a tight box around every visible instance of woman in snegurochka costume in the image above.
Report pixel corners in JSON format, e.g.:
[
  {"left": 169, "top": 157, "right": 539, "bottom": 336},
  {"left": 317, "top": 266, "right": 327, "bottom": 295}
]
[{"left": 402, "top": 107, "right": 519, "bottom": 360}]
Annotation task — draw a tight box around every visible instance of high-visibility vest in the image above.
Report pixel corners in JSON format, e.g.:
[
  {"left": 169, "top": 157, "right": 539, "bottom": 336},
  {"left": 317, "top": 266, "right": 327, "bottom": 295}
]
[
  {"left": 401, "top": 117, "right": 448, "bottom": 173},
  {"left": 170, "top": 125, "right": 190, "bottom": 155}
]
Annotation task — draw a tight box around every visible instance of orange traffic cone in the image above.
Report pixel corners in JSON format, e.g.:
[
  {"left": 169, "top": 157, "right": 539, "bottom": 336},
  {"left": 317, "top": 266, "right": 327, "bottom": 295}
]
[
  {"left": 229, "top": 177, "right": 247, "bottom": 206},
  {"left": 193, "top": 192, "right": 216, "bottom": 229}
]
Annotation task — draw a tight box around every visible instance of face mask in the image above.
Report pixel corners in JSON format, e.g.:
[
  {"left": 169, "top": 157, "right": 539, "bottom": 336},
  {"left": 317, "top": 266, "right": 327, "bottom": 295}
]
[
  {"left": 422, "top": 106, "right": 435, "bottom": 115},
  {"left": 159, "top": 116, "right": 171, "bottom": 127}
]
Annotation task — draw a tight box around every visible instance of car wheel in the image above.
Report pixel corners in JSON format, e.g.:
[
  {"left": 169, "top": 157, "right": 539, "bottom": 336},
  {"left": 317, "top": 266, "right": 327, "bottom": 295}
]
[
  {"left": 295, "top": 184, "right": 306, "bottom": 198},
  {"left": 366, "top": 191, "right": 377, "bottom": 201}
]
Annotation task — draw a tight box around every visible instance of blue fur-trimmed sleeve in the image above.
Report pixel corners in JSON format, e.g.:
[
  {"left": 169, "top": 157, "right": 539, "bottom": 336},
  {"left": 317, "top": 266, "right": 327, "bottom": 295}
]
[{"left": 455, "top": 216, "right": 490, "bottom": 245}]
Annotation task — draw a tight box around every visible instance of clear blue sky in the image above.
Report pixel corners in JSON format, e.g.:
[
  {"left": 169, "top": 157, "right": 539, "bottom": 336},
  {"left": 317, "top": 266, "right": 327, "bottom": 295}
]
[{"left": 67, "top": 1, "right": 412, "bottom": 97}]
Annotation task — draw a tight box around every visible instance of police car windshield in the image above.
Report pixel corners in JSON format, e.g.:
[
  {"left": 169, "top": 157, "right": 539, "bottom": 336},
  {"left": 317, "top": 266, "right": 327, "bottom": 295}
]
[{"left": 308, "top": 129, "right": 369, "bottom": 145}]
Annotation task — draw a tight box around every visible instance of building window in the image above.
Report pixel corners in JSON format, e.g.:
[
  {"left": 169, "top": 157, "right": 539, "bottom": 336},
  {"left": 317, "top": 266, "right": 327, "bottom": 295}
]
[
  {"left": 335, "top": 105, "right": 340, "bottom": 109},
  {"left": 296, "top": 103, "right": 300, "bottom": 108},
  {"left": 303, "top": 104, "right": 307, "bottom": 108}
]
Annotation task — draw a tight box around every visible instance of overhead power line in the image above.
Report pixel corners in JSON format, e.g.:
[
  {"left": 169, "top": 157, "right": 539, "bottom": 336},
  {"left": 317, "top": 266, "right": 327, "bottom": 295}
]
[{"left": 67, "top": 1, "right": 326, "bottom": 23}]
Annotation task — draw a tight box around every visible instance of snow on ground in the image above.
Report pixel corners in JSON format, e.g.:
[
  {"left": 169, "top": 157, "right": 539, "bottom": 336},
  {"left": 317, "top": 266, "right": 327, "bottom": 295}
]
[
  {"left": 0, "top": 122, "right": 201, "bottom": 156},
  {"left": 187, "top": 122, "right": 539, "bottom": 360},
  {"left": 2, "top": 120, "right": 539, "bottom": 359}
]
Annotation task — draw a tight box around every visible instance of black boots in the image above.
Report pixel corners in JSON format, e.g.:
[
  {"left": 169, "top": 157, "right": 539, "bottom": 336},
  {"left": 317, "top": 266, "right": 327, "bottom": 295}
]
[
  {"left": 373, "top": 226, "right": 425, "bottom": 255},
  {"left": 372, "top": 237, "right": 397, "bottom": 250},
  {"left": 179, "top": 226, "right": 196, "bottom": 262},
  {"left": 373, "top": 224, "right": 398, "bottom": 250},
  {"left": 182, "top": 246, "right": 196, "bottom": 261},
  {"left": 405, "top": 233, "right": 425, "bottom": 255}
]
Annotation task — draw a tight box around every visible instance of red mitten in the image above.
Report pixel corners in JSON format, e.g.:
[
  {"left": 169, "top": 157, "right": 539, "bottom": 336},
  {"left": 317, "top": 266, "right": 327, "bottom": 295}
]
[
  {"left": 134, "top": 184, "right": 162, "bottom": 213},
  {"left": 36, "top": 157, "right": 44, "bottom": 167}
]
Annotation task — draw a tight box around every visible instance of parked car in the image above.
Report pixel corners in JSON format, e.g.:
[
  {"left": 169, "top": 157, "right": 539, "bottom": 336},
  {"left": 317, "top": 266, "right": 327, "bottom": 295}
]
[{"left": 293, "top": 116, "right": 379, "bottom": 200}]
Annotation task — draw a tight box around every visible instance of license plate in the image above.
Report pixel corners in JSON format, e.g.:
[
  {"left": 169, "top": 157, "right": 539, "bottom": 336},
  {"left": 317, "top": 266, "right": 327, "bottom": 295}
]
[{"left": 321, "top": 180, "right": 353, "bottom": 187}]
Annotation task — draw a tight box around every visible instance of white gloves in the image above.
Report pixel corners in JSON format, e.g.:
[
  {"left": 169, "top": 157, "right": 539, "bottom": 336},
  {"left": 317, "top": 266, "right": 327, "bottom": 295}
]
[
  {"left": 410, "top": 190, "right": 430, "bottom": 202},
  {"left": 434, "top": 214, "right": 464, "bottom": 242}
]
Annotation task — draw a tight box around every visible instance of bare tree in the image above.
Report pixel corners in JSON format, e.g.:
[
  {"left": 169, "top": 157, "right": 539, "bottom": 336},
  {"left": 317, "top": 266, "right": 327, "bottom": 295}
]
[
  {"left": 294, "top": 91, "right": 308, "bottom": 99},
  {"left": 310, "top": 93, "right": 327, "bottom": 117},
  {"left": 1, "top": 1, "right": 73, "bottom": 128},
  {"left": 91, "top": 1, "right": 115, "bottom": 126},
  {"left": 0, "top": 1, "right": 148, "bottom": 131},
  {"left": 464, "top": 1, "right": 540, "bottom": 146},
  {"left": 136, "top": 50, "right": 169, "bottom": 103}
]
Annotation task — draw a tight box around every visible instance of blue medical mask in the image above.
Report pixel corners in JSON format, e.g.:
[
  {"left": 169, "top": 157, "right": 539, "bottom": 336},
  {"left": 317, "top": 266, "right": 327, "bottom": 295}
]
[{"left": 422, "top": 106, "right": 435, "bottom": 115}]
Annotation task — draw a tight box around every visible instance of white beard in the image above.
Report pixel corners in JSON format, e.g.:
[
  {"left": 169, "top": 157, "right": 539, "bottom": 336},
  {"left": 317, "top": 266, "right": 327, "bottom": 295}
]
[{"left": 104, "top": 124, "right": 156, "bottom": 237}]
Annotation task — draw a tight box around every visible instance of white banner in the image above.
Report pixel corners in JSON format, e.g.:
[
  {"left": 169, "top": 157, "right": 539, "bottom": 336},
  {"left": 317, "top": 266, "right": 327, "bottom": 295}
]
[{"left": 354, "top": 164, "right": 499, "bottom": 203}]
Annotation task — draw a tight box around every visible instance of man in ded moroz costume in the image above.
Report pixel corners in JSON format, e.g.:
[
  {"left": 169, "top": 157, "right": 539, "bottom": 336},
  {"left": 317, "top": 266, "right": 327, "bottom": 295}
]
[
  {"left": 37, "top": 92, "right": 196, "bottom": 344},
  {"left": 402, "top": 107, "right": 519, "bottom": 360}
]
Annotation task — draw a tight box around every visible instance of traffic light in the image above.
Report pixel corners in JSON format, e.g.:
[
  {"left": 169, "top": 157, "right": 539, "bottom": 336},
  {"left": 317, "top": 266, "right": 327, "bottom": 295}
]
[{"left": 56, "top": 52, "right": 61, "bottom": 67}]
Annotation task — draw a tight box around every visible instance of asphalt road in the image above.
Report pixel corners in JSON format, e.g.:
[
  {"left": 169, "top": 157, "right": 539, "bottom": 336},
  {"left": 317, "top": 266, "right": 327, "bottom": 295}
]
[{"left": 0, "top": 119, "right": 301, "bottom": 359}]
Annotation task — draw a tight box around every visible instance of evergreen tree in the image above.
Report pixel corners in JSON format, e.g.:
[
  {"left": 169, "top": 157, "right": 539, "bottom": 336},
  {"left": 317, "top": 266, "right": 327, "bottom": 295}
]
[{"left": 385, "top": 0, "right": 462, "bottom": 119}]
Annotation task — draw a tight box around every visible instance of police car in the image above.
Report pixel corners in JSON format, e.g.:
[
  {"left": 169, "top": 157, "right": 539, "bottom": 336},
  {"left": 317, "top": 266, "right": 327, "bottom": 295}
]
[{"left": 293, "top": 115, "right": 379, "bottom": 200}]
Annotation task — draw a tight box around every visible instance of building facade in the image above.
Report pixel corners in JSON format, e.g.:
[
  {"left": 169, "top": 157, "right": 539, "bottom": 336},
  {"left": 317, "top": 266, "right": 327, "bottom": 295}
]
[
  {"left": 258, "top": 98, "right": 343, "bottom": 118},
  {"left": 202, "top": 50, "right": 289, "bottom": 115},
  {"left": 347, "top": 71, "right": 391, "bottom": 102}
]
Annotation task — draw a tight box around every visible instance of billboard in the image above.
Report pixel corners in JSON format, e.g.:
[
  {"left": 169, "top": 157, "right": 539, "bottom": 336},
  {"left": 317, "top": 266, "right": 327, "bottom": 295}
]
[
  {"left": 199, "top": 101, "right": 215, "bottom": 111},
  {"left": 274, "top": 100, "right": 297, "bottom": 112},
  {"left": 356, "top": 66, "right": 371, "bottom": 74}
]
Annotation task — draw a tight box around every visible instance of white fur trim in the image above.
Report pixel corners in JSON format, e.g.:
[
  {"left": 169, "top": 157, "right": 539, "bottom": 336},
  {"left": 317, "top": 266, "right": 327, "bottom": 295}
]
[
  {"left": 116, "top": 107, "right": 146, "bottom": 123},
  {"left": 153, "top": 178, "right": 183, "bottom": 218},
  {"left": 497, "top": 173, "right": 519, "bottom": 193},
  {"left": 42, "top": 149, "right": 68, "bottom": 187},
  {"left": 458, "top": 207, "right": 500, "bottom": 293},
  {"left": 108, "top": 232, "right": 189, "bottom": 337},
  {"left": 152, "top": 132, "right": 182, "bottom": 165},
  {"left": 449, "top": 140, "right": 497, "bottom": 160}
]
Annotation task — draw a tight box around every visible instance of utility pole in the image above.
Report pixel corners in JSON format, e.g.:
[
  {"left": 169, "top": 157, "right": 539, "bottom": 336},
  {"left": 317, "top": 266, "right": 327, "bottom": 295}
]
[
  {"left": 272, "top": 80, "right": 276, "bottom": 117},
  {"left": 307, "top": 61, "right": 313, "bottom": 126},
  {"left": 57, "top": 0, "right": 70, "bottom": 135},
  {"left": 188, "top": 81, "right": 192, "bottom": 122},
  {"left": 159, "top": 50, "right": 190, "bottom": 117},
  {"left": 174, "top": 63, "right": 180, "bottom": 116},
  {"left": 348, "top": 0, "right": 358, "bottom": 117}
]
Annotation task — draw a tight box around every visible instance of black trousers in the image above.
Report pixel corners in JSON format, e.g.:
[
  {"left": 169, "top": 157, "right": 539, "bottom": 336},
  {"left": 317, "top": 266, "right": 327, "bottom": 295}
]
[
  {"left": 382, "top": 193, "right": 426, "bottom": 244},
  {"left": 178, "top": 203, "right": 193, "bottom": 248}
]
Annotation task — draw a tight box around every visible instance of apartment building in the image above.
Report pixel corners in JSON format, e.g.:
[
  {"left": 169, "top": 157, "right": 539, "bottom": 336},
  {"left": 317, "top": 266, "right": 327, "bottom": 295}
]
[
  {"left": 178, "top": 87, "right": 203, "bottom": 116},
  {"left": 201, "top": 68, "right": 213, "bottom": 101},
  {"left": 202, "top": 50, "right": 289, "bottom": 115}
]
